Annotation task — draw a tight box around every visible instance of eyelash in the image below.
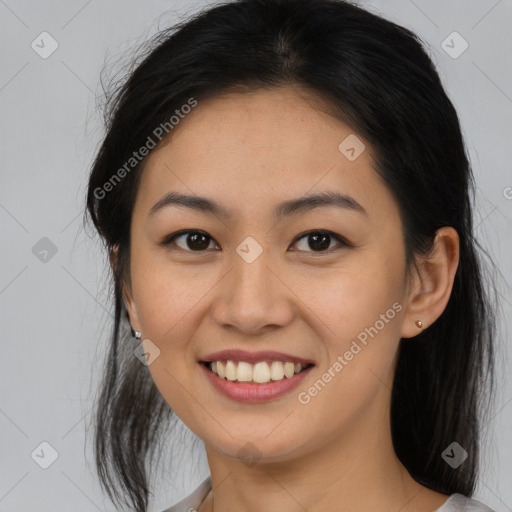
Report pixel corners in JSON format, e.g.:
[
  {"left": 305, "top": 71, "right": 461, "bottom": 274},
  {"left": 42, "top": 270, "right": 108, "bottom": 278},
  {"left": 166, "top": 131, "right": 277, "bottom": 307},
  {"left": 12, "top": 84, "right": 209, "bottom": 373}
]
[{"left": 159, "top": 229, "right": 352, "bottom": 255}]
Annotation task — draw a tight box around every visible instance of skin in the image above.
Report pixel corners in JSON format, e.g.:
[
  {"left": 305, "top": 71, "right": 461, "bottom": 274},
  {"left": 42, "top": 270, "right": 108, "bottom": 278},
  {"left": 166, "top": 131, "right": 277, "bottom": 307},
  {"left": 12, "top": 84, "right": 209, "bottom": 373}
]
[{"left": 122, "top": 85, "right": 460, "bottom": 512}]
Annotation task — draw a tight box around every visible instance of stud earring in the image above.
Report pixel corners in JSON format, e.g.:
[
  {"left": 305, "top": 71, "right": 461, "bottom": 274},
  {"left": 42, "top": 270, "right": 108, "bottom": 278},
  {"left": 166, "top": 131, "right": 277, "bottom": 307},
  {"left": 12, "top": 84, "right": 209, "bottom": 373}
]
[
  {"left": 130, "top": 326, "right": 142, "bottom": 340},
  {"left": 415, "top": 320, "right": 423, "bottom": 328}
]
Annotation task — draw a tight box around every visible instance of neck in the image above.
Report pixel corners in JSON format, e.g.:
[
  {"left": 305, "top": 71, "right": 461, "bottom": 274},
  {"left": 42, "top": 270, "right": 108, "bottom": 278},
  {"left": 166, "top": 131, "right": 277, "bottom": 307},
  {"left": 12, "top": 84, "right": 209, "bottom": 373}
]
[{"left": 199, "top": 386, "right": 449, "bottom": 512}]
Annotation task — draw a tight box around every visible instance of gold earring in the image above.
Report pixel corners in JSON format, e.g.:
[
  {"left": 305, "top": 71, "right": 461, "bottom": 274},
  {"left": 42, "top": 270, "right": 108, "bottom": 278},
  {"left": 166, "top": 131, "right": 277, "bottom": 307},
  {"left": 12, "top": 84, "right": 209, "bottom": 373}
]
[{"left": 415, "top": 320, "right": 423, "bottom": 328}]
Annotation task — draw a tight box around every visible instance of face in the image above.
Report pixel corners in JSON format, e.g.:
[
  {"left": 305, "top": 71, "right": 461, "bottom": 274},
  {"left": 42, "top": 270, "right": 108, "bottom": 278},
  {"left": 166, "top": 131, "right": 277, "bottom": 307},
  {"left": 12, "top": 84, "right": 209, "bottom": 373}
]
[{"left": 124, "top": 86, "right": 412, "bottom": 464}]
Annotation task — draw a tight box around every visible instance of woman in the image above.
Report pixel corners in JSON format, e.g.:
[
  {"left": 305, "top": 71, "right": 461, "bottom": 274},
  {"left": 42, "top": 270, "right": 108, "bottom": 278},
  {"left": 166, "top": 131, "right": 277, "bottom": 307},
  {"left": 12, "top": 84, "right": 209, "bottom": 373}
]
[{"left": 85, "top": 0, "right": 499, "bottom": 510}]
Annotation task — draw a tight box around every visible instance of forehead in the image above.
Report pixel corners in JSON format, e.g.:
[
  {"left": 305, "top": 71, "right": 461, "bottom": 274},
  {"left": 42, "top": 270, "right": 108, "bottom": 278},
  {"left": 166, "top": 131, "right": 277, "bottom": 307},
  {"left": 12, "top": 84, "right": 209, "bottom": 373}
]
[{"left": 137, "top": 86, "right": 397, "bottom": 224}]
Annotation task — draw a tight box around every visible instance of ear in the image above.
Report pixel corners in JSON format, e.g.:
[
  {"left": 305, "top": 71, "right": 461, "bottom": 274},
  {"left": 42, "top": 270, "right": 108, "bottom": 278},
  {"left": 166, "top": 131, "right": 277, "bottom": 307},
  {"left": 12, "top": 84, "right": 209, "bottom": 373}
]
[
  {"left": 110, "top": 246, "right": 142, "bottom": 333},
  {"left": 401, "top": 227, "right": 460, "bottom": 338}
]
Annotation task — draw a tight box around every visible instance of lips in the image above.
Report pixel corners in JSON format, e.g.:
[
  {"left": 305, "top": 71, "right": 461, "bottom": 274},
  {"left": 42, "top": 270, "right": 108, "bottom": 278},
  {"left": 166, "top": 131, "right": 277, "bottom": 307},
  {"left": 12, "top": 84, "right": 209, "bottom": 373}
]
[
  {"left": 199, "top": 349, "right": 316, "bottom": 366},
  {"left": 199, "top": 360, "right": 315, "bottom": 403}
]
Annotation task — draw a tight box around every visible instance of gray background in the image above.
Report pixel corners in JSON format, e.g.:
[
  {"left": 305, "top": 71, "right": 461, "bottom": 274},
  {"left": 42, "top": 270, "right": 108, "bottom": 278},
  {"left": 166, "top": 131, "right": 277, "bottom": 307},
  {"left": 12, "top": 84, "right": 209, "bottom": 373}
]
[{"left": 1, "top": 0, "right": 511, "bottom": 510}]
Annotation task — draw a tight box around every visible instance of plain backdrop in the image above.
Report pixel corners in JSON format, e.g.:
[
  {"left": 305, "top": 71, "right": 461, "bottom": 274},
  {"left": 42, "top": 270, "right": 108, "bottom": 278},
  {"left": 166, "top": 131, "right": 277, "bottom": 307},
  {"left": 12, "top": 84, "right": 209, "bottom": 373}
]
[{"left": 1, "top": 1, "right": 511, "bottom": 511}]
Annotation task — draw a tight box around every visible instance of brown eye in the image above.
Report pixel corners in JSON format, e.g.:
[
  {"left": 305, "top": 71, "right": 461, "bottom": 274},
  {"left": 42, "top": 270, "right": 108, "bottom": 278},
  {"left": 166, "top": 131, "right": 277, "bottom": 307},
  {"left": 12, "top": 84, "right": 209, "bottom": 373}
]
[
  {"left": 291, "top": 230, "right": 351, "bottom": 253},
  {"left": 160, "top": 230, "right": 218, "bottom": 252},
  {"left": 160, "top": 229, "right": 351, "bottom": 254}
]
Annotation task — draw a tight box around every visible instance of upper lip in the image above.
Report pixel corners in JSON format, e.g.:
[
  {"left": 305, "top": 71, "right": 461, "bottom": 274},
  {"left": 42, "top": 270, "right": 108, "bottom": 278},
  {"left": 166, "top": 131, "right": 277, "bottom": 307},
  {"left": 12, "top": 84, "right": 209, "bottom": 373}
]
[{"left": 199, "top": 349, "right": 316, "bottom": 366}]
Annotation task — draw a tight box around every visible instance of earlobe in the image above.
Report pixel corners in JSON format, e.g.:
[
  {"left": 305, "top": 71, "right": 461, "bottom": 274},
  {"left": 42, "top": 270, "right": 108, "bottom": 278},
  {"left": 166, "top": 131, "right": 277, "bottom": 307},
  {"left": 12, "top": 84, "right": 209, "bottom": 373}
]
[{"left": 401, "top": 227, "right": 460, "bottom": 339}]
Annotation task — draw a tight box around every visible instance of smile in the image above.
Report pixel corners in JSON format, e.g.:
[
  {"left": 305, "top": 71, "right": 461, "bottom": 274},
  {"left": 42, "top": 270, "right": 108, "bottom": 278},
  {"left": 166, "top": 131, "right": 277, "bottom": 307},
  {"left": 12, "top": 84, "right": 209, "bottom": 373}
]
[
  {"left": 205, "top": 360, "right": 314, "bottom": 383},
  {"left": 199, "top": 359, "right": 315, "bottom": 403}
]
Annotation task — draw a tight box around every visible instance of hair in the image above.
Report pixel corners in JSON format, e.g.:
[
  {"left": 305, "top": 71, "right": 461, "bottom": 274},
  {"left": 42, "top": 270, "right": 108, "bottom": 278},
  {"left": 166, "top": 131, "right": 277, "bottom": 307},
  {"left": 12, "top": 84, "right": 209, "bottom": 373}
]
[{"left": 84, "top": 0, "right": 499, "bottom": 511}]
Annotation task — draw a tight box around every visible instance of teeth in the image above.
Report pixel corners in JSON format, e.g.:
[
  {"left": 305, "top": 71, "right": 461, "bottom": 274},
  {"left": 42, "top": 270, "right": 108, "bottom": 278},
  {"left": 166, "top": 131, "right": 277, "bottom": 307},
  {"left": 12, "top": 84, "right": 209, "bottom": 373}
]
[
  {"left": 237, "top": 361, "right": 253, "bottom": 382},
  {"left": 253, "top": 362, "right": 271, "bottom": 383},
  {"left": 217, "top": 361, "right": 226, "bottom": 378},
  {"left": 208, "top": 360, "right": 310, "bottom": 383},
  {"left": 270, "top": 361, "right": 284, "bottom": 380},
  {"left": 284, "top": 362, "right": 295, "bottom": 378},
  {"left": 225, "top": 360, "right": 237, "bottom": 381}
]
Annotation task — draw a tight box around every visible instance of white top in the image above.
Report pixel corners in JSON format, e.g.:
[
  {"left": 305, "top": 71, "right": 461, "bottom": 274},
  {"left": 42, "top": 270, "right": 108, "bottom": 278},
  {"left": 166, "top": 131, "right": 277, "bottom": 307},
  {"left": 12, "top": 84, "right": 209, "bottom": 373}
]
[{"left": 161, "top": 475, "right": 495, "bottom": 512}]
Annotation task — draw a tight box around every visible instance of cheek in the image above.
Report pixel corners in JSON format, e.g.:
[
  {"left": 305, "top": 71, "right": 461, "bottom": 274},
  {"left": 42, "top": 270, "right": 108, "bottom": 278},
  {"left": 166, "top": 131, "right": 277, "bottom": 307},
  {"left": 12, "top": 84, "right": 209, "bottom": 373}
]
[
  {"left": 297, "top": 253, "right": 405, "bottom": 393},
  {"left": 293, "top": 284, "right": 403, "bottom": 441},
  {"left": 129, "top": 247, "right": 205, "bottom": 339},
  {"left": 296, "top": 254, "right": 404, "bottom": 339},
  {"left": 130, "top": 256, "right": 208, "bottom": 414}
]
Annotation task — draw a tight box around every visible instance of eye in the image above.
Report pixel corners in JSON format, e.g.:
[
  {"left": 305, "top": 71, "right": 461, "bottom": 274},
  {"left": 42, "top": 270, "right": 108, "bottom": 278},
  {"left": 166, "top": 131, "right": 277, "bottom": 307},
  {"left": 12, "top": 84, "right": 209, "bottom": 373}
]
[
  {"left": 290, "top": 230, "right": 351, "bottom": 253},
  {"left": 160, "top": 230, "right": 219, "bottom": 252},
  {"left": 159, "top": 229, "right": 351, "bottom": 254}
]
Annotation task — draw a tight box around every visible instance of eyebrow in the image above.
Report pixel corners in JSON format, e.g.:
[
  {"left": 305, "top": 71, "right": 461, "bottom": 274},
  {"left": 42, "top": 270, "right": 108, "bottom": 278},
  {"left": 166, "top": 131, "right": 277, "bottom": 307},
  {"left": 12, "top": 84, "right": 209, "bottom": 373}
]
[{"left": 148, "top": 190, "right": 367, "bottom": 219}]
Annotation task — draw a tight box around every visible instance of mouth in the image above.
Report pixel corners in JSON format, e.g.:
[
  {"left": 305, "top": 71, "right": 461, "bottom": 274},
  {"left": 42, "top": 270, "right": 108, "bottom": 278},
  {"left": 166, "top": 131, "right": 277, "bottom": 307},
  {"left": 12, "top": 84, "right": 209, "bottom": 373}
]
[
  {"left": 200, "top": 359, "right": 315, "bottom": 384},
  {"left": 198, "top": 357, "right": 316, "bottom": 403}
]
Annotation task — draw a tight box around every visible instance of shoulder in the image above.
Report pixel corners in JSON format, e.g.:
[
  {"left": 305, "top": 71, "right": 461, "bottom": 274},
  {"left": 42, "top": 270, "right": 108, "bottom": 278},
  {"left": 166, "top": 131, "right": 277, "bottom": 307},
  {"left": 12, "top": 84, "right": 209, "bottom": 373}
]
[
  {"left": 435, "top": 493, "right": 495, "bottom": 512},
  {"left": 161, "top": 475, "right": 212, "bottom": 512}
]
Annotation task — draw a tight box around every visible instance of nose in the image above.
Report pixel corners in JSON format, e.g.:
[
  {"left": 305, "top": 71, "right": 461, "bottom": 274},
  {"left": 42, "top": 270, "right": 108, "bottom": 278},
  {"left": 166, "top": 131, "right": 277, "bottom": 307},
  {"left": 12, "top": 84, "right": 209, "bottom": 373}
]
[{"left": 210, "top": 248, "right": 294, "bottom": 335}]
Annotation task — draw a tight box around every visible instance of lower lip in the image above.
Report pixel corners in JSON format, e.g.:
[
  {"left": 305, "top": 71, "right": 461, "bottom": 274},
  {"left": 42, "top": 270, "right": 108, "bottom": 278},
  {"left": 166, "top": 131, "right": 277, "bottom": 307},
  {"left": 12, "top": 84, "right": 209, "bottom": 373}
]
[{"left": 199, "top": 363, "right": 314, "bottom": 403}]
